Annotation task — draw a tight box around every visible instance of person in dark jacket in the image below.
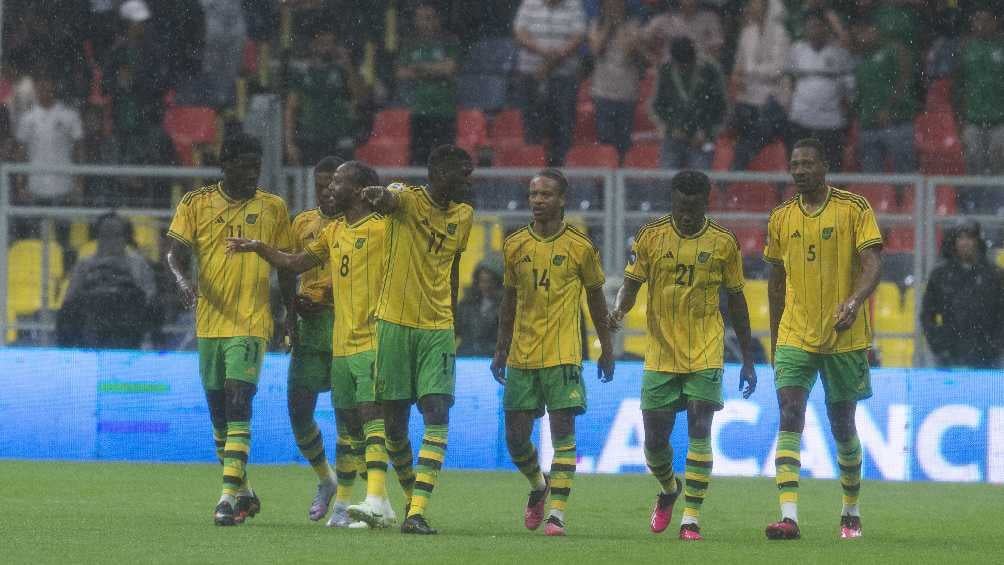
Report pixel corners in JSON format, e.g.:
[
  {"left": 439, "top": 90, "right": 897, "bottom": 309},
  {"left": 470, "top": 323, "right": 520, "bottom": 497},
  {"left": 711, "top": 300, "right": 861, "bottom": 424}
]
[
  {"left": 921, "top": 221, "right": 1004, "bottom": 368},
  {"left": 456, "top": 257, "right": 504, "bottom": 357}
]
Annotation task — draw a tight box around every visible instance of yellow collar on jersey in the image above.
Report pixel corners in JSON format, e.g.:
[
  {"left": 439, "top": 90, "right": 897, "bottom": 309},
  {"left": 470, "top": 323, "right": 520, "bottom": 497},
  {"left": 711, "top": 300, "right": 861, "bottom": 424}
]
[
  {"left": 669, "top": 216, "right": 710, "bottom": 240},
  {"left": 797, "top": 185, "right": 833, "bottom": 218},
  {"left": 528, "top": 221, "right": 567, "bottom": 243},
  {"left": 346, "top": 212, "right": 380, "bottom": 228}
]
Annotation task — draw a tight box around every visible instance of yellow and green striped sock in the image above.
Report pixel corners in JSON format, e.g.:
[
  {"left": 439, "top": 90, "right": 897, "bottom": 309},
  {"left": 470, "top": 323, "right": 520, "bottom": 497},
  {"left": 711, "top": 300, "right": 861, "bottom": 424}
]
[
  {"left": 549, "top": 435, "right": 576, "bottom": 516},
  {"left": 644, "top": 444, "right": 678, "bottom": 494},
  {"left": 334, "top": 424, "right": 357, "bottom": 505},
  {"left": 408, "top": 424, "right": 447, "bottom": 518},
  {"left": 508, "top": 438, "right": 545, "bottom": 489},
  {"left": 775, "top": 431, "right": 802, "bottom": 518},
  {"left": 363, "top": 419, "right": 388, "bottom": 499},
  {"left": 837, "top": 435, "right": 862, "bottom": 510},
  {"left": 221, "top": 421, "right": 251, "bottom": 498},
  {"left": 385, "top": 436, "right": 415, "bottom": 502},
  {"left": 212, "top": 425, "right": 226, "bottom": 466},
  {"left": 350, "top": 434, "right": 367, "bottom": 483},
  {"left": 683, "top": 437, "right": 712, "bottom": 523},
  {"left": 293, "top": 421, "right": 333, "bottom": 483}
]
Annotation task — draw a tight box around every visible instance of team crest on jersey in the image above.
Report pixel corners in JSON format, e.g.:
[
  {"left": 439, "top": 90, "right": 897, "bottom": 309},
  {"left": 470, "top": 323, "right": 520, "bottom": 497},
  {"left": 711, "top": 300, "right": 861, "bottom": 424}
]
[
  {"left": 355, "top": 237, "right": 366, "bottom": 249},
  {"left": 447, "top": 223, "right": 457, "bottom": 235},
  {"left": 698, "top": 251, "right": 711, "bottom": 264},
  {"left": 245, "top": 214, "right": 258, "bottom": 225},
  {"left": 822, "top": 227, "right": 834, "bottom": 240},
  {"left": 552, "top": 255, "right": 566, "bottom": 266}
]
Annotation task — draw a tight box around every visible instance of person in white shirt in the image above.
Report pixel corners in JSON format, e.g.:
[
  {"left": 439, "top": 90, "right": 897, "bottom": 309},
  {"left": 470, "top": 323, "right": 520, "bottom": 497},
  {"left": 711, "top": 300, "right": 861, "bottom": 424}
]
[
  {"left": 784, "top": 12, "right": 854, "bottom": 170},
  {"left": 14, "top": 74, "right": 84, "bottom": 205}
]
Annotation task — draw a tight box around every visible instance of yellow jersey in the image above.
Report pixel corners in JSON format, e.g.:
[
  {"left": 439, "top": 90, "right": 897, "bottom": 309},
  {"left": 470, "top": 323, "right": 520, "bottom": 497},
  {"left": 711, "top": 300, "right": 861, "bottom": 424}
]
[
  {"left": 376, "top": 184, "right": 474, "bottom": 330},
  {"left": 291, "top": 208, "right": 340, "bottom": 305},
  {"left": 763, "top": 186, "right": 883, "bottom": 353},
  {"left": 503, "top": 223, "right": 605, "bottom": 369},
  {"left": 167, "top": 183, "right": 293, "bottom": 340},
  {"left": 625, "top": 216, "right": 745, "bottom": 373},
  {"left": 305, "top": 213, "right": 386, "bottom": 356}
]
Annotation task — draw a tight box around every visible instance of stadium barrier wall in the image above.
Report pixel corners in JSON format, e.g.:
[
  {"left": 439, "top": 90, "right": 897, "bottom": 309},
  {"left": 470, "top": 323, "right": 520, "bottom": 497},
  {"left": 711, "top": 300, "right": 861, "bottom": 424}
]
[{"left": 1, "top": 349, "right": 1001, "bottom": 484}]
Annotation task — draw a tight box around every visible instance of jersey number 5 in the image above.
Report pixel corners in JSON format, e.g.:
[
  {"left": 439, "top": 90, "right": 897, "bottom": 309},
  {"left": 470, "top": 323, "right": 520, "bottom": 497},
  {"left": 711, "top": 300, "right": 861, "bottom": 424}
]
[{"left": 807, "top": 244, "right": 817, "bottom": 262}]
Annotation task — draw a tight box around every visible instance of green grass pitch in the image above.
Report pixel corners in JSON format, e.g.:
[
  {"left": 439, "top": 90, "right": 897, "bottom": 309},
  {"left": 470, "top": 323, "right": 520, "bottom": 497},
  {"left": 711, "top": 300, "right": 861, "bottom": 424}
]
[{"left": 3, "top": 461, "right": 1001, "bottom": 564}]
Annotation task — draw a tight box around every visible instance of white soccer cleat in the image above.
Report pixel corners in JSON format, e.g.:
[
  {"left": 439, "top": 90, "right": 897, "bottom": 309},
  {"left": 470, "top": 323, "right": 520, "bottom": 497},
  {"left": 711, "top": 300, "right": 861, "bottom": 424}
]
[
  {"left": 347, "top": 498, "right": 393, "bottom": 528},
  {"left": 326, "top": 505, "right": 353, "bottom": 528},
  {"left": 382, "top": 498, "right": 398, "bottom": 526},
  {"left": 347, "top": 520, "right": 371, "bottom": 529}
]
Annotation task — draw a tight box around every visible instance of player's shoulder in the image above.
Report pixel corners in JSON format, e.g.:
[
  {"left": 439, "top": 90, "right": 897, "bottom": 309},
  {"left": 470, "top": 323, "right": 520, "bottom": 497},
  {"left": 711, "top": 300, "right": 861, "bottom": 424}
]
[
  {"left": 830, "top": 187, "right": 872, "bottom": 213},
  {"left": 388, "top": 181, "right": 422, "bottom": 194},
  {"left": 255, "top": 189, "right": 289, "bottom": 209},
  {"left": 768, "top": 196, "right": 799, "bottom": 221},
  {"left": 563, "top": 224, "right": 599, "bottom": 252},
  {"left": 292, "top": 207, "right": 320, "bottom": 225},
  {"left": 633, "top": 214, "right": 673, "bottom": 242},
  {"left": 178, "top": 183, "right": 220, "bottom": 206},
  {"left": 502, "top": 225, "right": 531, "bottom": 252},
  {"left": 706, "top": 219, "right": 741, "bottom": 250}
]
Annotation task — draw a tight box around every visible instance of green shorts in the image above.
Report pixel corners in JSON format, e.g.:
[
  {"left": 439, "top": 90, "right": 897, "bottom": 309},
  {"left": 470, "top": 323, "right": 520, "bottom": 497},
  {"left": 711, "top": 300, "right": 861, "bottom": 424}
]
[
  {"left": 331, "top": 350, "right": 377, "bottom": 409},
  {"left": 774, "top": 346, "right": 872, "bottom": 404},
  {"left": 198, "top": 337, "right": 267, "bottom": 391},
  {"left": 641, "top": 368, "right": 724, "bottom": 412},
  {"left": 294, "top": 309, "right": 334, "bottom": 353},
  {"left": 375, "top": 320, "right": 456, "bottom": 405},
  {"left": 504, "top": 365, "right": 586, "bottom": 416}
]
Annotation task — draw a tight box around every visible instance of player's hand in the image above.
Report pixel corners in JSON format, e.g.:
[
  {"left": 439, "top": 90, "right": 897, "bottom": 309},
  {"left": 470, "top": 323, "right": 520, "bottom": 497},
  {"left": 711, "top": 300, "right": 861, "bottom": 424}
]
[
  {"left": 361, "top": 185, "right": 385, "bottom": 207},
  {"left": 834, "top": 298, "right": 860, "bottom": 332},
  {"left": 176, "top": 277, "right": 197, "bottom": 310},
  {"left": 284, "top": 313, "right": 297, "bottom": 352},
  {"left": 607, "top": 309, "right": 625, "bottom": 333},
  {"left": 739, "top": 361, "right": 757, "bottom": 399},
  {"left": 226, "top": 237, "right": 260, "bottom": 256},
  {"left": 294, "top": 294, "right": 327, "bottom": 315},
  {"left": 490, "top": 351, "right": 507, "bottom": 385},
  {"left": 597, "top": 350, "right": 615, "bottom": 383}
]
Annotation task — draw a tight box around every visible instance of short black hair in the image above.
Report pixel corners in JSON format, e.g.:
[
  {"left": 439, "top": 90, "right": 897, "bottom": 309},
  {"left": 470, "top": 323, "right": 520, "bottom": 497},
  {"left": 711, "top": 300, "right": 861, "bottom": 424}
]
[
  {"left": 791, "top": 137, "right": 827, "bottom": 164},
  {"left": 339, "top": 160, "right": 380, "bottom": 189},
  {"left": 428, "top": 144, "right": 472, "bottom": 171},
  {"left": 534, "top": 168, "right": 569, "bottom": 195},
  {"left": 671, "top": 170, "right": 711, "bottom": 196},
  {"left": 219, "top": 133, "right": 262, "bottom": 163},
  {"left": 314, "top": 155, "right": 345, "bottom": 175}
]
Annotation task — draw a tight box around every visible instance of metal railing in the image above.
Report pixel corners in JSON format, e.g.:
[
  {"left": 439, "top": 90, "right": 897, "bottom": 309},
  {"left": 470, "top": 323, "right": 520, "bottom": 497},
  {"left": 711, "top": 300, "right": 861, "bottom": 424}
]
[{"left": 2, "top": 162, "right": 1002, "bottom": 367}]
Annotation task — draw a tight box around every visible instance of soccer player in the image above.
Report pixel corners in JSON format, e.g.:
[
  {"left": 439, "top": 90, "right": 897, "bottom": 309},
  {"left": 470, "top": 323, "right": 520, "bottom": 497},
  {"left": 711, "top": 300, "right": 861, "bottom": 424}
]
[
  {"left": 763, "top": 138, "right": 882, "bottom": 540},
  {"left": 608, "top": 170, "right": 758, "bottom": 541},
  {"left": 165, "top": 133, "right": 294, "bottom": 526},
  {"left": 491, "top": 168, "right": 615, "bottom": 537},
  {"left": 359, "top": 144, "right": 475, "bottom": 535},
  {"left": 226, "top": 161, "right": 397, "bottom": 528}
]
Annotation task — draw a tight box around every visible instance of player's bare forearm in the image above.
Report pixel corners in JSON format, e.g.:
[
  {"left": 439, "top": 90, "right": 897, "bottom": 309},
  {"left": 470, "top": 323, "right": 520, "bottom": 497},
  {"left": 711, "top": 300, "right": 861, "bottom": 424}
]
[
  {"left": 166, "top": 238, "right": 196, "bottom": 309},
  {"left": 278, "top": 270, "right": 298, "bottom": 312},
  {"left": 849, "top": 246, "right": 883, "bottom": 305},
  {"left": 451, "top": 254, "right": 461, "bottom": 316},
  {"left": 586, "top": 286, "right": 614, "bottom": 354},
  {"left": 767, "top": 263, "right": 786, "bottom": 356},
  {"left": 227, "top": 238, "right": 317, "bottom": 273},
  {"left": 613, "top": 277, "right": 641, "bottom": 318},
  {"left": 494, "top": 287, "right": 517, "bottom": 357},
  {"left": 726, "top": 290, "right": 756, "bottom": 365}
]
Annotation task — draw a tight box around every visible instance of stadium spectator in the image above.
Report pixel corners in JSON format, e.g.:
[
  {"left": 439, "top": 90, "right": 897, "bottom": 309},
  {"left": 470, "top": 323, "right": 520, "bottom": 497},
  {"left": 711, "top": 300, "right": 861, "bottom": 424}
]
[
  {"left": 57, "top": 213, "right": 158, "bottom": 349},
  {"left": 284, "top": 28, "right": 369, "bottom": 166},
  {"left": 103, "top": 0, "right": 173, "bottom": 166},
  {"left": 197, "top": 0, "right": 245, "bottom": 108},
  {"left": 644, "top": 0, "right": 724, "bottom": 62},
  {"left": 729, "top": 0, "right": 791, "bottom": 171},
  {"left": 79, "top": 104, "right": 125, "bottom": 207},
  {"left": 0, "top": 106, "right": 15, "bottom": 164},
  {"left": 512, "top": 0, "right": 587, "bottom": 166},
  {"left": 854, "top": 0, "right": 925, "bottom": 55},
  {"left": 588, "top": 0, "right": 647, "bottom": 160},
  {"left": 13, "top": 74, "right": 84, "bottom": 206},
  {"left": 785, "top": 12, "right": 854, "bottom": 170},
  {"left": 396, "top": 3, "right": 459, "bottom": 166},
  {"left": 455, "top": 258, "right": 504, "bottom": 357},
  {"left": 783, "top": 0, "right": 849, "bottom": 46},
  {"left": 921, "top": 221, "right": 1004, "bottom": 368},
  {"left": 853, "top": 18, "right": 918, "bottom": 173},
  {"left": 650, "top": 37, "right": 726, "bottom": 170},
  {"left": 956, "top": 9, "right": 1004, "bottom": 178}
]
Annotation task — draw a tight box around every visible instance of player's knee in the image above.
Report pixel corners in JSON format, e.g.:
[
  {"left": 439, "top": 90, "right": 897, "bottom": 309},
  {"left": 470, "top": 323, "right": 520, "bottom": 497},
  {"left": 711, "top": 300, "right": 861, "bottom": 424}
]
[
  {"left": 224, "top": 379, "right": 257, "bottom": 421},
  {"left": 419, "top": 395, "right": 451, "bottom": 426}
]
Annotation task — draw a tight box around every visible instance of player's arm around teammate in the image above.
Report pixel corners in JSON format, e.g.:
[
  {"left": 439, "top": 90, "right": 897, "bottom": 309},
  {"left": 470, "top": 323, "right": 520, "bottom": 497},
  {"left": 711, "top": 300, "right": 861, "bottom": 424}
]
[{"left": 491, "top": 169, "right": 614, "bottom": 537}]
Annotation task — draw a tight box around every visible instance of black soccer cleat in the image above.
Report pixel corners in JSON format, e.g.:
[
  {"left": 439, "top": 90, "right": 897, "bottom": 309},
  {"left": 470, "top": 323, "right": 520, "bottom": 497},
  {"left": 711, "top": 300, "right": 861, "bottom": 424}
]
[
  {"left": 401, "top": 514, "right": 438, "bottom": 535},
  {"left": 234, "top": 489, "right": 261, "bottom": 524},
  {"left": 214, "top": 501, "right": 236, "bottom": 526}
]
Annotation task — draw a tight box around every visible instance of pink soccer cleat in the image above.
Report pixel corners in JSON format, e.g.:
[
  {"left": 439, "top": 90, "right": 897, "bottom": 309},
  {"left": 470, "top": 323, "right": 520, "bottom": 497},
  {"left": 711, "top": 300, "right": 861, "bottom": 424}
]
[
  {"left": 840, "top": 515, "right": 862, "bottom": 539},
  {"left": 650, "top": 478, "right": 682, "bottom": 533},
  {"left": 679, "top": 523, "right": 703, "bottom": 541},
  {"left": 765, "top": 518, "right": 801, "bottom": 540},
  {"left": 544, "top": 515, "right": 566, "bottom": 537},
  {"left": 524, "top": 479, "right": 550, "bottom": 531}
]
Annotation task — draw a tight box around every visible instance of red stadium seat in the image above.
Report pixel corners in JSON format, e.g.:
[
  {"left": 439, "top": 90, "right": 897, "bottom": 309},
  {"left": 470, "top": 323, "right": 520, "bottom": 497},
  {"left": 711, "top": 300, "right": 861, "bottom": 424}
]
[
  {"left": 370, "top": 109, "right": 411, "bottom": 143},
  {"left": 490, "top": 109, "right": 525, "bottom": 148},
  {"left": 749, "top": 140, "right": 789, "bottom": 171},
  {"left": 355, "top": 141, "right": 410, "bottom": 167},
  {"left": 163, "top": 106, "right": 218, "bottom": 166},
  {"left": 574, "top": 106, "right": 598, "bottom": 145},
  {"left": 926, "top": 79, "right": 953, "bottom": 113},
  {"left": 493, "top": 144, "right": 546, "bottom": 167},
  {"left": 724, "top": 182, "right": 778, "bottom": 211},
  {"left": 848, "top": 184, "right": 898, "bottom": 213},
  {"left": 915, "top": 112, "right": 966, "bottom": 175},
  {"left": 456, "top": 109, "right": 488, "bottom": 155},
  {"left": 732, "top": 228, "right": 767, "bottom": 257},
  {"left": 885, "top": 228, "right": 915, "bottom": 253},
  {"left": 623, "top": 142, "right": 660, "bottom": 169},
  {"left": 711, "top": 132, "right": 736, "bottom": 171},
  {"left": 935, "top": 185, "right": 958, "bottom": 215},
  {"left": 565, "top": 144, "right": 619, "bottom": 168}
]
